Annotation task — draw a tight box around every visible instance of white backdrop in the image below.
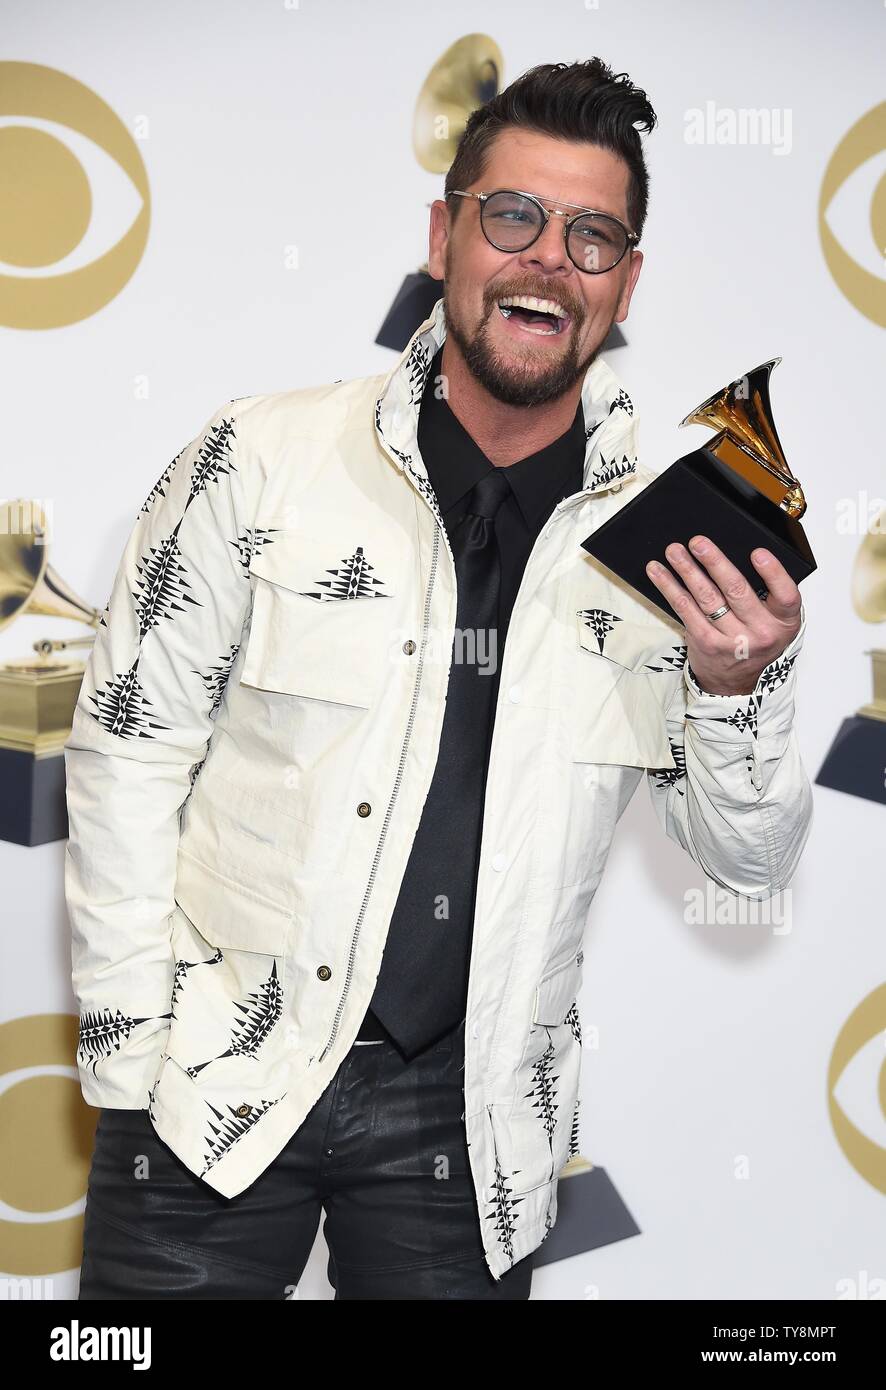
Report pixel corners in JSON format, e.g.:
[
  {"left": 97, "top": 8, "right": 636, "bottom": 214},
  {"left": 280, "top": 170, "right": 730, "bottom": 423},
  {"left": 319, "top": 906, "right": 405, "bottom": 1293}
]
[{"left": 1, "top": 0, "right": 883, "bottom": 1300}]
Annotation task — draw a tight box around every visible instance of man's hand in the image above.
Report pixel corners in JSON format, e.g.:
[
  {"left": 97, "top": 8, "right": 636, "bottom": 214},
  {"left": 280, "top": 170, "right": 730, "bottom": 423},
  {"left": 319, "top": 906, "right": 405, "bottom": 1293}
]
[{"left": 645, "top": 535, "right": 803, "bottom": 696}]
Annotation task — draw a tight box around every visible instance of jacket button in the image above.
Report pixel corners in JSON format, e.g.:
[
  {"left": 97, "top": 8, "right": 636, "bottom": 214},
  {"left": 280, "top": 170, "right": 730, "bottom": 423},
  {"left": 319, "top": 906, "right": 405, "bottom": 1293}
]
[
  {"left": 403, "top": 639, "right": 416, "bottom": 655},
  {"left": 236, "top": 1103, "right": 251, "bottom": 1117},
  {"left": 357, "top": 801, "right": 372, "bottom": 817},
  {"left": 317, "top": 964, "right": 332, "bottom": 981}
]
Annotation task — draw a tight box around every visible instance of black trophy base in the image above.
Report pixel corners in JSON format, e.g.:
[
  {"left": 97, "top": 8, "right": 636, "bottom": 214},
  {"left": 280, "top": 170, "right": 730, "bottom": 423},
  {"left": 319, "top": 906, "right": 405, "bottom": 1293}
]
[
  {"left": 0, "top": 746, "right": 70, "bottom": 846},
  {"left": 581, "top": 445, "right": 817, "bottom": 620},
  {"left": 375, "top": 271, "right": 443, "bottom": 351},
  {"left": 531, "top": 1165, "right": 641, "bottom": 1270},
  {"left": 815, "top": 715, "right": 886, "bottom": 806}
]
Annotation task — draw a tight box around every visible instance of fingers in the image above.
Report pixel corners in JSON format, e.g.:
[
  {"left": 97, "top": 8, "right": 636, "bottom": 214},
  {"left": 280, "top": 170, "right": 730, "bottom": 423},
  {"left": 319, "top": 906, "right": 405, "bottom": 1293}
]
[
  {"left": 748, "top": 548, "right": 803, "bottom": 624},
  {"left": 645, "top": 555, "right": 727, "bottom": 645},
  {"left": 676, "top": 537, "right": 766, "bottom": 624},
  {"left": 664, "top": 540, "right": 731, "bottom": 619}
]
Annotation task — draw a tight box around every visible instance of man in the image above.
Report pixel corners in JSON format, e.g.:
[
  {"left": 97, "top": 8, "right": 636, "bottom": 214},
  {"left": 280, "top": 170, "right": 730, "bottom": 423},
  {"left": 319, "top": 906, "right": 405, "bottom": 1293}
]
[{"left": 66, "top": 58, "right": 813, "bottom": 1301}]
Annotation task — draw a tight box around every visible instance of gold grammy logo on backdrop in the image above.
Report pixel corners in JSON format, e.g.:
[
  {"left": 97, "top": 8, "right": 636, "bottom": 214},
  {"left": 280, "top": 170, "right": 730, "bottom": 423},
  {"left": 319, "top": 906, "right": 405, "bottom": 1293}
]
[
  {"left": 0, "top": 61, "right": 150, "bottom": 328},
  {"left": 828, "top": 985, "right": 886, "bottom": 1195},
  {"left": 818, "top": 101, "right": 886, "bottom": 328},
  {"left": 0, "top": 1014, "right": 96, "bottom": 1278}
]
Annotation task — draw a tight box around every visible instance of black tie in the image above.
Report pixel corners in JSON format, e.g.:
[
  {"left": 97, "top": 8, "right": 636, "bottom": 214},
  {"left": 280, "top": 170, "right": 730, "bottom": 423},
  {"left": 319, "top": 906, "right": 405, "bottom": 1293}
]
[{"left": 364, "top": 467, "right": 512, "bottom": 1058}]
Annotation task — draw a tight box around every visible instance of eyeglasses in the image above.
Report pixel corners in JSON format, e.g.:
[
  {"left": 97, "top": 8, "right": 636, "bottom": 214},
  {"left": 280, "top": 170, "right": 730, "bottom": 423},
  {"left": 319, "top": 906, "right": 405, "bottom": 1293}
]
[{"left": 446, "top": 188, "right": 639, "bottom": 274}]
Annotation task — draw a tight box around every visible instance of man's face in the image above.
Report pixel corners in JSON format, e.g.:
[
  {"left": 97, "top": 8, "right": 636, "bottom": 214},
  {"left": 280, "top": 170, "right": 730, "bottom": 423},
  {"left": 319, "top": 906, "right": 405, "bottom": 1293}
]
[{"left": 428, "top": 128, "right": 644, "bottom": 407}]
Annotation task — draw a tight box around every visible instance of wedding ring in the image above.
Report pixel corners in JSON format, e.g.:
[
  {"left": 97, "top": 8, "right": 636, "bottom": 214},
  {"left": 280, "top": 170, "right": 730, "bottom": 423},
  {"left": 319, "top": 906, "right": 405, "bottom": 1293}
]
[{"left": 706, "top": 603, "right": 731, "bottom": 622}]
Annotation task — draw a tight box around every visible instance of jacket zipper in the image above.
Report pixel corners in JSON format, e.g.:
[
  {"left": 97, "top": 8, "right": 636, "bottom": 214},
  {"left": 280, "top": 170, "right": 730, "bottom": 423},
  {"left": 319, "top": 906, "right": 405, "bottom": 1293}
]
[
  {"left": 316, "top": 461, "right": 617, "bottom": 1061},
  {"left": 317, "top": 514, "right": 443, "bottom": 1062}
]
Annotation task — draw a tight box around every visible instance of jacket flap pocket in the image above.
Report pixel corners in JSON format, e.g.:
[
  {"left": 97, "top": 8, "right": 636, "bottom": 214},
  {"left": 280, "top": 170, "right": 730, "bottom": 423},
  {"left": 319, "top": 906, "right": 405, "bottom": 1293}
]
[
  {"left": 248, "top": 531, "right": 397, "bottom": 601},
  {"left": 532, "top": 952, "right": 583, "bottom": 1026},
  {"left": 576, "top": 606, "right": 677, "bottom": 672},
  {"left": 242, "top": 532, "right": 402, "bottom": 708},
  {"left": 174, "top": 848, "right": 292, "bottom": 955},
  {"left": 571, "top": 610, "right": 678, "bottom": 769}
]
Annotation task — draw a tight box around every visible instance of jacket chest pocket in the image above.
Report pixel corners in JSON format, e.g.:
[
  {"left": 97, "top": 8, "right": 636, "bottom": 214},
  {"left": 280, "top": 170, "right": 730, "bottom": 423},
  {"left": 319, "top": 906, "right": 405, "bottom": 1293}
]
[
  {"left": 569, "top": 606, "right": 682, "bottom": 769},
  {"left": 240, "top": 531, "right": 405, "bottom": 709}
]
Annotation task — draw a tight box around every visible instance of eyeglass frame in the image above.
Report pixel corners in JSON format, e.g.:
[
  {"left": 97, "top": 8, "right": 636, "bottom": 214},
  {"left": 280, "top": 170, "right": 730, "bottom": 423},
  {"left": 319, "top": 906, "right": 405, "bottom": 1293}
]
[{"left": 444, "top": 187, "right": 640, "bottom": 274}]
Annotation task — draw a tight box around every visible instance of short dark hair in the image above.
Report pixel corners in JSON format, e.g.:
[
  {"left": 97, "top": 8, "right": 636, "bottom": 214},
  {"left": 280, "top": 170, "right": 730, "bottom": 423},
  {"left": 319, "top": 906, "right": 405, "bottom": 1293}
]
[{"left": 444, "top": 58, "right": 657, "bottom": 241}]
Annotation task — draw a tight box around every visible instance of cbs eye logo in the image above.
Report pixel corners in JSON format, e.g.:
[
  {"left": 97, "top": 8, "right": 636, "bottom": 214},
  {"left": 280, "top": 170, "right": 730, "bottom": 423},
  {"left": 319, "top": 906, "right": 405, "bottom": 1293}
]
[
  {"left": 0, "top": 61, "right": 150, "bottom": 330},
  {"left": 819, "top": 102, "right": 886, "bottom": 328},
  {"left": 0, "top": 1014, "right": 97, "bottom": 1278},
  {"left": 828, "top": 983, "right": 886, "bottom": 1195}
]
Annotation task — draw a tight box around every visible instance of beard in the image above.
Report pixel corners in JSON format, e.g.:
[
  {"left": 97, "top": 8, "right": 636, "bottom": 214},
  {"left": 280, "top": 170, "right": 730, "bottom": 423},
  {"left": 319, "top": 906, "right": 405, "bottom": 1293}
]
[{"left": 441, "top": 270, "right": 607, "bottom": 408}]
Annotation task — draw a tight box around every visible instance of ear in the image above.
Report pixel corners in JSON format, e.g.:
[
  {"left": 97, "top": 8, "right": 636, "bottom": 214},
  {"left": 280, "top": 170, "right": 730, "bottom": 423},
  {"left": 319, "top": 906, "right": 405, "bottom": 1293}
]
[
  {"left": 613, "top": 248, "right": 643, "bottom": 324},
  {"left": 427, "top": 199, "right": 450, "bottom": 281}
]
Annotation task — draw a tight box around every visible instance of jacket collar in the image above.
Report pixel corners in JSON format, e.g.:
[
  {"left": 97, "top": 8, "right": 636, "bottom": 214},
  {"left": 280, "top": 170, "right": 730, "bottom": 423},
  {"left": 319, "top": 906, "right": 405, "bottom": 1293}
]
[{"left": 374, "top": 296, "right": 639, "bottom": 516}]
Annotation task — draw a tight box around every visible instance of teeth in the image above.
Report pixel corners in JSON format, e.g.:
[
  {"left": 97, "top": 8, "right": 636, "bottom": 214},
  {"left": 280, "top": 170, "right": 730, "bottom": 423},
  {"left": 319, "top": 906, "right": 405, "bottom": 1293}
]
[{"left": 497, "top": 295, "right": 568, "bottom": 320}]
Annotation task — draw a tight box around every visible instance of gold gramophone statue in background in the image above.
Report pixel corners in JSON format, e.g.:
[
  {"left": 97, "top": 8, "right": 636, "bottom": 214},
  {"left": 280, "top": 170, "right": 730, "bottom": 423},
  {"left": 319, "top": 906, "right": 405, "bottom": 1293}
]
[
  {"left": 375, "top": 33, "right": 504, "bottom": 350},
  {"left": 581, "top": 358, "right": 817, "bottom": 618},
  {"left": 0, "top": 499, "right": 102, "bottom": 846},
  {"left": 816, "top": 506, "right": 886, "bottom": 805}
]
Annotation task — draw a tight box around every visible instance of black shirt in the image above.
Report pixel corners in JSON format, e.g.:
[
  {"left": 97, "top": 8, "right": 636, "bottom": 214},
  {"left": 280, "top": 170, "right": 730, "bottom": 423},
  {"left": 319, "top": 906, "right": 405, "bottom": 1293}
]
[
  {"left": 416, "top": 345, "right": 586, "bottom": 666},
  {"left": 358, "top": 347, "right": 587, "bottom": 1045}
]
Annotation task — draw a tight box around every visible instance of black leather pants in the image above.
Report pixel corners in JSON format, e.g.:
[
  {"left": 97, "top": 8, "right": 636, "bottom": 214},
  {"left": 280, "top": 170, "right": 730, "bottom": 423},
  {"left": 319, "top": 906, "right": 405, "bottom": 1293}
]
[{"left": 78, "top": 1019, "right": 533, "bottom": 1300}]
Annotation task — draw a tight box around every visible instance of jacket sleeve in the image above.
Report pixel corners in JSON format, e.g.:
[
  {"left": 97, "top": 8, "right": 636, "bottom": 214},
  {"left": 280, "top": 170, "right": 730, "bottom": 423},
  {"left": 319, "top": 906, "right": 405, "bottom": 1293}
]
[
  {"left": 64, "top": 400, "right": 257, "bottom": 1109},
  {"left": 645, "top": 599, "right": 813, "bottom": 898}
]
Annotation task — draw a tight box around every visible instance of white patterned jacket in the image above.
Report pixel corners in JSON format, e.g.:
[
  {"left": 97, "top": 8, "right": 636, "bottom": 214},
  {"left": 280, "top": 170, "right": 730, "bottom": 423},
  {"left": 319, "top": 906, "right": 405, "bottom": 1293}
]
[{"left": 64, "top": 296, "right": 813, "bottom": 1281}]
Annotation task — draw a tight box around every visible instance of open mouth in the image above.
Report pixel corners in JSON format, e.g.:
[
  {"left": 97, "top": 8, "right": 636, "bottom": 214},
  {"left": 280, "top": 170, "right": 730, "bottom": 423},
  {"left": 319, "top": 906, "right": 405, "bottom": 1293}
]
[{"left": 496, "top": 296, "right": 571, "bottom": 337}]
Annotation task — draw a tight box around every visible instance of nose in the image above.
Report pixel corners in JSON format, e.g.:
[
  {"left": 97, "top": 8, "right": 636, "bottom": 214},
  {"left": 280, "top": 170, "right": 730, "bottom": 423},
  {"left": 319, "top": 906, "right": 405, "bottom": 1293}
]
[{"left": 517, "top": 212, "right": 572, "bottom": 277}]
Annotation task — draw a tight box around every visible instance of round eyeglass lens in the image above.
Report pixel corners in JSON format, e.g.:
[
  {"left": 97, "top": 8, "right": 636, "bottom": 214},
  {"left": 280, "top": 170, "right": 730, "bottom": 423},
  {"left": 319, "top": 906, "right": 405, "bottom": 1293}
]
[
  {"left": 480, "top": 192, "right": 629, "bottom": 272},
  {"left": 567, "top": 214, "right": 629, "bottom": 272},
  {"left": 480, "top": 191, "right": 545, "bottom": 248}
]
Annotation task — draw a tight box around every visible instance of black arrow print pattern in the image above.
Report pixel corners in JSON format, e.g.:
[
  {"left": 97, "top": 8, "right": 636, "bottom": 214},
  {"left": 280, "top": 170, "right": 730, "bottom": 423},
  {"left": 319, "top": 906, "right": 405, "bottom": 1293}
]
[
  {"left": 578, "top": 607, "right": 622, "bottom": 653},
  {"left": 199, "top": 1094, "right": 286, "bottom": 1176},
  {"left": 567, "top": 1096, "right": 581, "bottom": 1162},
  {"left": 77, "top": 1006, "right": 173, "bottom": 1076},
  {"left": 91, "top": 416, "right": 258, "bottom": 745},
  {"left": 298, "top": 546, "right": 393, "bottom": 601},
  {"left": 185, "top": 961, "right": 284, "bottom": 1078},
  {"left": 197, "top": 644, "right": 241, "bottom": 717},
  {"left": 756, "top": 652, "right": 798, "bottom": 702},
  {"left": 171, "top": 947, "right": 223, "bottom": 1016},
  {"left": 644, "top": 644, "right": 688, "bottom": 673},
  {"left": 89, "top": 655, "right": 172, "bottom": 739},
  {"left": 485, "top": 1140, "right": 526, "bottom": 1267},
  {"left": 586, "top": 451, "right": 638, "bottom": 490},
  {"left": 650, "top": 737, "right": 688, "bottom": 795},
  {"left": 688, "top": 697, "right": 759, "bottom": 739},
  {"left": 234, "top": 526, "right": 280, "bottom": 575},
  {"left": 526, "top": 1039, "right": 561, "bottom": 1184},
  {"left": 486, "top": 993, "right": 582, "bottom": 1266},
  {"left": 133, "top": 521, "right": 202, "bottom": 638},
  {"left": 685, "top": 652, "right": 799, "bottom": 737}
]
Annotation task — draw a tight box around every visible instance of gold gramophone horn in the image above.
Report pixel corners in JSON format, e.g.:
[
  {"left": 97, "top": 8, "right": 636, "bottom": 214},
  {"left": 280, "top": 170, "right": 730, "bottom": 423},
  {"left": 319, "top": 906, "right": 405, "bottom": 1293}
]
[
  {"left": 0, "top": 499, "right": 103, "bottom": 636},
  {"left": 679, "top": 358, "right": 807, "bottom": 519},
  {"left": 413, "top": 34, "right": 504, "bottom": 173},
  {"left": 851, "top": 506, "right": 886, "bottom": 624}
]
